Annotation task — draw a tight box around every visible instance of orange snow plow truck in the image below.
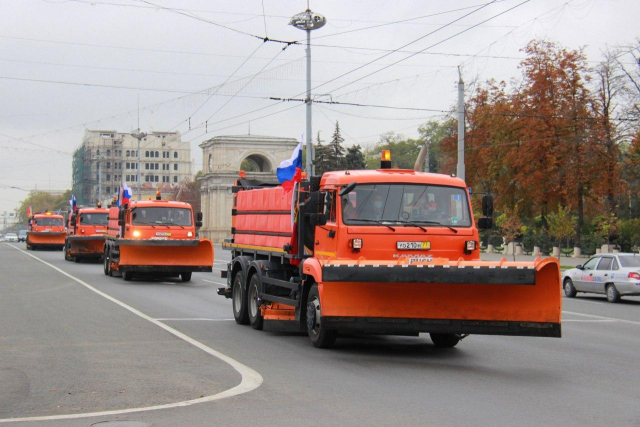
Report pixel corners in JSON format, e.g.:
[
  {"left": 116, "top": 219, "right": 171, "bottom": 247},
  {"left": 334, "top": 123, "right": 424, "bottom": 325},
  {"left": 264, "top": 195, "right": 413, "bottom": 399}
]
[
  {"left": 218, "top": 156, "right": 562, "bottom": 348},
  {"left": 103, "top": 192, "right": 213, "bottom": 282},
  {"left": 65, "top": 203, "right": 109, "bottom": 262},
  {"left": 26, "top": 212, "right": 66, "bottom": 250}
]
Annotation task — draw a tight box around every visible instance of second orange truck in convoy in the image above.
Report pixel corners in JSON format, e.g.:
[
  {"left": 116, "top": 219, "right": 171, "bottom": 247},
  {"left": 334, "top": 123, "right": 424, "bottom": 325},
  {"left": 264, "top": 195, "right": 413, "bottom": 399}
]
[
  {"left": 103, "top": 192, "right": 214, "bottom": 282},
  {"left": 218, "top": 153, "right": 562, "bottom": 348},
  {"left": 26, "top": 212, "right": 66, "bottom": 250},
  {"left": 64, "top": 203, "right": 109, "bottom": 262}
]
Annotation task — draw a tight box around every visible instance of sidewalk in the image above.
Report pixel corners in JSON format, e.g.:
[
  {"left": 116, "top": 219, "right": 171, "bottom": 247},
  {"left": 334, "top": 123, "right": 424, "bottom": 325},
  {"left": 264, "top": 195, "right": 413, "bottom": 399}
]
[{"left": 480, "top": 252, "right": 585, "bottom": 268}]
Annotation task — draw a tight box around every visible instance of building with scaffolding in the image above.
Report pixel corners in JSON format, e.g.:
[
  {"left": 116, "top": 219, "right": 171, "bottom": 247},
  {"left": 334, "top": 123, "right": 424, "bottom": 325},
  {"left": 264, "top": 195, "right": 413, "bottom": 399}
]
[{"left": 72, "top": 130, "right": 192, "bottom": 206}]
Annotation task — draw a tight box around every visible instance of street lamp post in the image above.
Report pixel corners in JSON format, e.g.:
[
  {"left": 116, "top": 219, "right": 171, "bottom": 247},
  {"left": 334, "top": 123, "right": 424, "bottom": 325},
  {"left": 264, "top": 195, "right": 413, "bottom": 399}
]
[
  {"left": 289, "top": 9, "right": 326, "bottom": 176},
  {"left": 131, "top": 129, "right": 147, "bottom": 200}
]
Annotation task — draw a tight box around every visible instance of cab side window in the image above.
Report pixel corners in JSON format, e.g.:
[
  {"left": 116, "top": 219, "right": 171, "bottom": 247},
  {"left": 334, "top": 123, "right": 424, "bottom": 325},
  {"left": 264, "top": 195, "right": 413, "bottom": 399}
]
[{"left": 324, "top": 191, "right": 336, "bottom": 223}]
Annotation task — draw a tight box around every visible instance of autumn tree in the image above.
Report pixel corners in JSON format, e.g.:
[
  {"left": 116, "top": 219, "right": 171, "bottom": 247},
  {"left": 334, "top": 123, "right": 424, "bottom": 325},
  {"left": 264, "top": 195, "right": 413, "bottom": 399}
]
[
  {"left": 496, "top": 206, "right": 524, "bottom": 261},
  {"left": 171, "top": 172, "right": 202, "bottom": 214},
  {"left": 546, "top": 205, "right": 577, "bottom": 252}
]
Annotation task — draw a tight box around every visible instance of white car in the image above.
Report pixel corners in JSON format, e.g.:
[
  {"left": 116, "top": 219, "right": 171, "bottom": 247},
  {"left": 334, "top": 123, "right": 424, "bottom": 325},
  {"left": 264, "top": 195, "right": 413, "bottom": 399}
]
[
  {"left": 5, "top": 232, "right": 18, "bottom": 242},
  {"left": 563, "top": 253, "right": 640, "bottom": 302}
]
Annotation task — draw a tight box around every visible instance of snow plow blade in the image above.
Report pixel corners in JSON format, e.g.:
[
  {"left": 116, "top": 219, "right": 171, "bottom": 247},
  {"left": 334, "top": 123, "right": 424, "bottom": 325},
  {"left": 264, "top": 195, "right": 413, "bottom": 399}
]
[
  {"left": 116, "top": 239, "right": 214, "bottom": 273},
  {"left": 319, "top": 257, "right": 562, "bottom": 338},
  {"left": 68, "top": 235, "right": 106, "bottom": 258},
  {"left": 26, "top": 232, "right": 66, "bottom": 248}
]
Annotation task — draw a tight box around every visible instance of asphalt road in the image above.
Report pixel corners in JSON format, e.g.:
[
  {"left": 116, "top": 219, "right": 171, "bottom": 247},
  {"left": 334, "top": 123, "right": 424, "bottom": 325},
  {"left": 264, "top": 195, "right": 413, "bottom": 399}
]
[{"left": 1, "top": 242, "right": 639, "bottom": 427}]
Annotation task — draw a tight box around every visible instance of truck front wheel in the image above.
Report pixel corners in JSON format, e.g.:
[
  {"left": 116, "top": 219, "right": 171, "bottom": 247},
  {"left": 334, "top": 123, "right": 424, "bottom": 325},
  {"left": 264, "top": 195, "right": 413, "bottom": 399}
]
[
  {"left": 306, "top": 284, "right": 337, "bottom": 348},
  {"left": 181, "top": 272, "right": 192, "bottom": 282},
  {"left": 232, "top": 273, "right": 249, "bottom": 325},
  {"left": 430, "top": 333, "right": 461, "bottom": 348},
  {"left": 248, "top": 274, "right": 263, "bottom": 330}
]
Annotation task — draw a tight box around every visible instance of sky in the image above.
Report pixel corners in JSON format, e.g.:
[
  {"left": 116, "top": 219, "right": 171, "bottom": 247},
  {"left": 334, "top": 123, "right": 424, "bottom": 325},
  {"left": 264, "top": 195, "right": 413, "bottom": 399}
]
[{"left": 0, "top": 0, "right": 638, "bottom": 214}]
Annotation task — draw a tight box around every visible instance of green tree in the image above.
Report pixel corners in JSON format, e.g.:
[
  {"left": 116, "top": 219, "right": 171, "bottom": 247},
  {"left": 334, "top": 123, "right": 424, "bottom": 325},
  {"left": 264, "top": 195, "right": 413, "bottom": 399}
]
[
  {"left": 364, "top": 133, "right": 423, "bottom": 169},
  {"left": 327, "top": 121, "right": 346, "bottom": 169},
  {"left": 16, "top": 190, "right": 72, "bottom": 223},
  {"left": 546, "top": 205, "right": 577, "bottom": 252},
  {"left": 344, "top": 144, "right": 366, "bottom": 170},
  {"left": 313, "top": 131, "right": 333, "bottom": 175},
  {"left": 417, "top": 119, "right": 455, "bottom": 172}
]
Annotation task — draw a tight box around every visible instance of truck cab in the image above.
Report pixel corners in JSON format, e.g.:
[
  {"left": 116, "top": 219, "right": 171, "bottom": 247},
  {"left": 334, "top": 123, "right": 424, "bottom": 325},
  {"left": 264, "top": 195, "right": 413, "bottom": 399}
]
[{"left": 26, "top": 212, "right": 66, "bottom": 250}]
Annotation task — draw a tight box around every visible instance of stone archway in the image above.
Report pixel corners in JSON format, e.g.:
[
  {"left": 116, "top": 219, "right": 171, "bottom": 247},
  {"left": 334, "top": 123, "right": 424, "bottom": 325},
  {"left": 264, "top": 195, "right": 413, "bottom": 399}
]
[
  {"left": 240, "top": 153, "right": 272, "bottom": 172},
  {"left": 199, "top": 135, "right": 298, "bottom": 243}
]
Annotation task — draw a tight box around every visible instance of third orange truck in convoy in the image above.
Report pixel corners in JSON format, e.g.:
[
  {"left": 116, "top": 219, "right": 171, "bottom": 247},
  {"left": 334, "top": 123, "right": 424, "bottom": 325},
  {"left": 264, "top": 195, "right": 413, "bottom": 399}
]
[
  {"left": 64, "top": 203, "right": 109, "bottom": 262},
  {"left": 218, "top": 152, "right": 562, "bottom": 348},
  {"left": 103, "top": 192, "right": 214, "bottom": 282},
  {"left": 26, "top": 211, "right": 66, "bottom": 250}
]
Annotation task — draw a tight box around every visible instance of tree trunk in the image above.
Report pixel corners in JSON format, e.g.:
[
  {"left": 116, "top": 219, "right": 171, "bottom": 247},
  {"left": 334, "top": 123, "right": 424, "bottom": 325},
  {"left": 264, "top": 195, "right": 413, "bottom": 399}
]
[{"left": 577, "top": 183, "right": 583, "bottom": 244}]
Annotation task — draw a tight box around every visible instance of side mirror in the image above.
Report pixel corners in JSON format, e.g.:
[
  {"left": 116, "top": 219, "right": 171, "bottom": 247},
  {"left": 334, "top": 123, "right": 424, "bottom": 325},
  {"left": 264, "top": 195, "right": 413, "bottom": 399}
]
[
  {"left": 482, "top": 195, "right": 494, "bottom": 217},
  {"left": 576, "top": 265, "right": 583, "bottom": 270},
  {"left": 310, "top": 213, "right": 328, "bottom": 227},
  {"left": 195, "top": 221, "right": 203, "bottom": 228},
  {"left": 197, "top": 212, "right": 203, "bottom": 222},
  {"left": 477, "top": 217, "right": 493, "bottom": 230},
  {"left": 339, "top": 182, "right": 357, "bottom": 197}
]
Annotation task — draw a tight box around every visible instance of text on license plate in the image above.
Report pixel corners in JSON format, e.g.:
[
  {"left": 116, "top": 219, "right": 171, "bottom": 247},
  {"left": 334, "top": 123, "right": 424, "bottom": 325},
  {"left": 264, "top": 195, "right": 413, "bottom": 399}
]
[
  {"left": 156, "top": 232, "right": 171, "bottom": 236},
  {"left": 397, "top": 241, "right": 430, "bottom": 250}
]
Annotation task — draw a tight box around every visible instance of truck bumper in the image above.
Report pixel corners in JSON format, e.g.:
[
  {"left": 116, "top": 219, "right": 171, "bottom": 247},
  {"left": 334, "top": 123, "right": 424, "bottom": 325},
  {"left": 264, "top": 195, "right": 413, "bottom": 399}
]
[
  {"left": 322, "top": 316, "right": 561, "bottom": 337},
  {"left": 68, "top": 235, "right": 106, "bottom": 258}
]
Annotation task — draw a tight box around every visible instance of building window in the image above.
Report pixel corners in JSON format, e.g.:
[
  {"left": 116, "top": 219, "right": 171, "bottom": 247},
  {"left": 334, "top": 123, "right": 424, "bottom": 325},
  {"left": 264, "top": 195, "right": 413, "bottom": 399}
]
[
  {"left": 106, "top": 186, "right": 111, "bottom": 193},
  {"left": 155, "top": 176, "right": 159, "bottom": 182},
  {"left": 145, "top": 163, "right": 148, "bottom": 170},
  {"left": 174, "top": 152, "right": 178, "bottom": 158},
  {"left": 154, "top": 151, "right": 159, "bottom": 158},
  {"left": 106, "top": 174, "right": 111, "bottom": 180},
  {"left": 97, "top": 149, "right": 100, "bottom": 156},
  {"left": 155, "top": 163, "right": 159, "bottom": 170},
  {"left": 107, "top": 149, "right": 111, "bottom": 156},
  {"left": 145, "top": 151, "right": 149, "bottom": 157},
  {"left": 145, "top": 176, "right": 149, "bottom": 182},
  {"left": 106, "top": 162, "right": 111, "bottom": 169},
  {"left": 173, "top": 163, "right": 178, "bottom": 171},
  {"left": 173, "top": 176, "right": 178, "bottom": 183},
  {"left": 126, "top": 150, "right": 130, "bottom": 157}
]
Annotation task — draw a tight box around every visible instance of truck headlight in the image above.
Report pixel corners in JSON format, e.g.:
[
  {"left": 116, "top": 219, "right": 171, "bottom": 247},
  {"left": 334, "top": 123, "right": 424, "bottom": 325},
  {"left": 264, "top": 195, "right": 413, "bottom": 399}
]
[
  {"left": 187, "top": 232, "right": 193, "bottom": 237},
  {"left": 132, "top": 230, "right": 141, "bottom": 238},
  {"left": 349, "top": 238, "right": 363, "bottom": 249},
  {"left": 465, "top": 240, "right": 477, "bottom": 252}
]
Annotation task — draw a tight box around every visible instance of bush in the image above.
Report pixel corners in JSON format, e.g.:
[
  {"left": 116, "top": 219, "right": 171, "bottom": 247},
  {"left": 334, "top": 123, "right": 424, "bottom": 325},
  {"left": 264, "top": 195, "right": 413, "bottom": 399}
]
[{"left": 579, "top": 234, "right": 601, "bottom": 256}]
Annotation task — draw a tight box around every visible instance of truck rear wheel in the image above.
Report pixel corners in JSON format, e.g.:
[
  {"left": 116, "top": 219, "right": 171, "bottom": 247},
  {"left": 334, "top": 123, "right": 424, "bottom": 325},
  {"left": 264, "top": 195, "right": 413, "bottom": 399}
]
[
  {"left": 64, "top": 241, "right": 73, "bottom": 261},
  {"left": 430, "top": 333, "right": 461, "bottom": 348},
  {"left": 248, "top": 274, "right": 263, "bottom": 330},
  {"left": 103, "top": 248, "right": 110, "bottom": 276},
  {"left": 306, "top": 284, "right": 337, "bottom": 348},
  {"left": 232, "top": 273, "right": 249, "bottom": 325},
  {"left": 181, "top": 272, "right": 192, "bottom": 282}
]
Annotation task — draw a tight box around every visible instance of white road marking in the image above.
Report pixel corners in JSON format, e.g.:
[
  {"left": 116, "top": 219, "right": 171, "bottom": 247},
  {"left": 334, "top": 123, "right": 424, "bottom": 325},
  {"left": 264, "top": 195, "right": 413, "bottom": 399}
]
[
  {"left": 156, "top": 318, "right": 234, "bottom": 322},
  {"left": 562, "top": 297, "right": 606, "bottom": 305},
  {"left": 2, "top": 244, "right": 262, "bottom": 423},
  {"left": 202, "top": 278, "right": 226, "bottom": 285},
  {"left": 562, "top": 310, "right": 640, "bottom": 326},
  {"left": 562, "top": 319, "right": 616, "bottom": 323}
]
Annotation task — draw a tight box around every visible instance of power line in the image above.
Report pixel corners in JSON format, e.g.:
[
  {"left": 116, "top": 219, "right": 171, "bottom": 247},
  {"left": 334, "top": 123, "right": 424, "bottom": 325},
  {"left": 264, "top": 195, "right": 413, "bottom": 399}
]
[{"left": 323, "top": 0, "right": 532, "bottom": 96}]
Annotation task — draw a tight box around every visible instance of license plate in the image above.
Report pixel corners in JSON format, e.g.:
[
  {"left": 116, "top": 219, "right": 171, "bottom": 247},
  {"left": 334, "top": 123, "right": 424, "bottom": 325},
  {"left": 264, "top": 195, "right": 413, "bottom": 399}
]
[
  {"left": 397, "top": 241, "right": 430, "bottom": 250},
  {"left": 156, "top": 232, "right": 171, "bottom": 236},
  {"left": 151, "top": 237, "right": 168, "bottom": 240},
  {"left": 96, "top": 230, "right": 106, "bottom": 233}
]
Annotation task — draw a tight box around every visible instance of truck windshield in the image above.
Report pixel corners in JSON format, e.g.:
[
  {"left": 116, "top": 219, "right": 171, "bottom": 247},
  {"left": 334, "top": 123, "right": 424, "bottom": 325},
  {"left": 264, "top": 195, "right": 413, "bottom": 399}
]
[
  {"left": 131, "top": 207, "right": 192, "bottom": 226},
  {"left": 79, "top": 213, "right": 108, "bottom": 225},
  {"left": 341, "top": 184, "right": 471, "bottom": 227},
  {"left": 35, "top": 217, "right": 63, "bottom": 226}
]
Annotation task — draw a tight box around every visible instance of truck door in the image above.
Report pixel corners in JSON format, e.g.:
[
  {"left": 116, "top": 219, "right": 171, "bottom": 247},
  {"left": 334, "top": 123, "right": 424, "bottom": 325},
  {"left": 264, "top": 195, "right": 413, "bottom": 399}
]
[{"left": 314, "top": 190, "right": 338, "bottom": 259}]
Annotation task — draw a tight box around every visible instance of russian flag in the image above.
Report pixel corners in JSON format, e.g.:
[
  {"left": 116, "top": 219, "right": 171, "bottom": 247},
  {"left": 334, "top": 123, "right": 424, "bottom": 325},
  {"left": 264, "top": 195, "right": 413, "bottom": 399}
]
[
  {"left": 118, "top": 182, "right": 132, "bottom": 207},
  {"left": 69, "top": 194, "right": 77, "bottom": 212},
  {"left": 277, "top": 140, "right": 303, "bottom": 193}
]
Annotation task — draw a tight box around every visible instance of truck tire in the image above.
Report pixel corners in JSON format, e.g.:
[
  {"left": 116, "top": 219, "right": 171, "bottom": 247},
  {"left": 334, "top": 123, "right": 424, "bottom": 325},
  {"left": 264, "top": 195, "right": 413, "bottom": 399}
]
[
  {"left": 430, "top": 333, "right": 461, "bottom": 348},
  {"left": 181, "top": 272, "right": 192, "bottom": 282},
  {"left": 103, "top": 247, "right": 110, "bottom": 276},
  {"left": 306, "top": 284, "right": 337, "bottom": 348},
  {"left": 232, "top": 273, "right": 249, "bottom": 325},
  {"left": 123, "top": 271, "right": 134, "bottom": 281},
  {"left": 248, "top": 274, "right": 263, "bottom": 330},
  {"left": 64, "top": 241, "right": 73, "bottom": 261}
]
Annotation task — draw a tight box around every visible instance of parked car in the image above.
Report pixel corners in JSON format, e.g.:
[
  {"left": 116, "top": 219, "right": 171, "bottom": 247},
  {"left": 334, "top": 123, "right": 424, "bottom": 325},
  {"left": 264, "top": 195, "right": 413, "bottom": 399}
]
[
  {"left": 563, "top": 253, "right": 640, "bottom": 302},
  {"left": 0, "top": 234, "right": 5, "bottom": 242},
  {"left": 5, "top": 232, "right": 19, "bottom": 242},
  {"left": 18, "top": 230, "right": 27, "bottom": 242}
]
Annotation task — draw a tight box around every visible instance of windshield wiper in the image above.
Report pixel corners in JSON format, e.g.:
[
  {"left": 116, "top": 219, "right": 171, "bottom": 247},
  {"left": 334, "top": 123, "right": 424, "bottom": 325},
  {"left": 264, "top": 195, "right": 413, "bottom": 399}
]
[
  {"left": 392, "top": 220, "right": 427, "bottom": 232},
  {"left": 348, "top": 218, "right": 396, "bottom": 231},
  {"left": 415, "top": 220, "right": 458, "bottom": 233}
]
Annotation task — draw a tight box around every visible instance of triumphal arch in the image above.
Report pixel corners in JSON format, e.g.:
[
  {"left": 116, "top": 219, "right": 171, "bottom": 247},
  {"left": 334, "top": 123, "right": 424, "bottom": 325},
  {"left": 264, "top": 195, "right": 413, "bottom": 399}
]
[{"left": 199, "top": 135, "right": 298, "bottom": 243}]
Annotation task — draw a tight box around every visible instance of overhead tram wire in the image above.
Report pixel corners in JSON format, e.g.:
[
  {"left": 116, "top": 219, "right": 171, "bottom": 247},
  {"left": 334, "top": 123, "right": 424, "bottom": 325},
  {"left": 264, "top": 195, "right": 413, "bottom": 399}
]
[
  {"left": 190, "top": 45, "right": 291, "bottom": 135},
  {"left": 285, "top": 0, "right": 499, "bottom": 102},
  {"left": 170, "top": 41, "right": 266, "bottom": 132},
  {"left": 322, "top": 0, "right": 531, "bottom": 96},
  {"left": 134, "top": 0, "right": 297, "bottom": 47}
]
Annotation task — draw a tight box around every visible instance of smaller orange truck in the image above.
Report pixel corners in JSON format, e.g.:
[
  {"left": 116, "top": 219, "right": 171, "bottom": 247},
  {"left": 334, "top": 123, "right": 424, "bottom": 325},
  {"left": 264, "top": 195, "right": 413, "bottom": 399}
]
[
  {"left": 64, "top": 203, "right": 109, "bottom": 262},
  {"left": 103, "top": 192, "right": 214, "bottom": 282},
  {"left": 26, "top": 212, "right": 66, "bottom": 250}
]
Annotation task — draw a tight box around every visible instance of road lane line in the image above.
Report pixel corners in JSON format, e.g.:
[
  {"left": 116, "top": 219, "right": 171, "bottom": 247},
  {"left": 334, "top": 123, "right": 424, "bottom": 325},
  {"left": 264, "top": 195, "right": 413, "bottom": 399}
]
[
  {"left": 562, "top": 319, "right": 616, "bottom": 323},
  {"left": 2, "top": 244, "right": 263, "bottom": 423},
  {"left": 202, "top": 278, "right": 226, "bottom": 285},
  {"left": 562, "top": 297, "right": 606, "bottom": 305},
  {"left": 562, "top": 310, "right": 640, "bottom": 326},
  {"left": 156, "top": 318, "right": 234, "bottom": 321}
]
